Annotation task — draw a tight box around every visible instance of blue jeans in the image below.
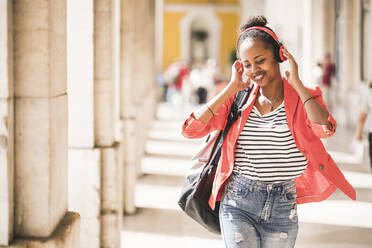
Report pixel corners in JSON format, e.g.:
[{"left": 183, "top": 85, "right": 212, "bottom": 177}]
[{"left": 219, "top": 173, "right": 298, "bottom": 248}]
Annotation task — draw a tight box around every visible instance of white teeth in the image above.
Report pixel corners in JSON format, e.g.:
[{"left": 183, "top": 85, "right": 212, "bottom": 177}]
[{"left": 254, "top": 74, "right": 264, "bottom": 81}]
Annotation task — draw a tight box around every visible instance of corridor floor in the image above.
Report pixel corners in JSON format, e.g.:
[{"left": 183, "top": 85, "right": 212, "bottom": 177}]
[{"left": 121, "top": 102, "right": 372, "bottom": 248}]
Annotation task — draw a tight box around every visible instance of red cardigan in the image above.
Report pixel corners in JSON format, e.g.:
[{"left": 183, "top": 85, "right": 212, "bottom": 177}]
[{"left": 182, "top": 79, "right": 356, "bottom": 210}]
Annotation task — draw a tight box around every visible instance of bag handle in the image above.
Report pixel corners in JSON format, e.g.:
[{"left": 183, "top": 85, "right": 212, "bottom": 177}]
[{"left": 208, "top": 86, "right": 252, "bottom": 166}]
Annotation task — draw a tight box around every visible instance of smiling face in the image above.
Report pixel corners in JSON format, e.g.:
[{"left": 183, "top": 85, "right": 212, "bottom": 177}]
[{"left": 239, "top": 38, "right": 282, "bottom": 88}]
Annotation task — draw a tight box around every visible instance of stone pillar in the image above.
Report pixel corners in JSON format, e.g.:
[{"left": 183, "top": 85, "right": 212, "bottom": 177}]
[
  {"left": 120, "top": 0, "right": 138, "bottom": 215},
  {"left": 9, "top": 0, "right": 80, "bottom": 247},
  {"left": 13, "top": 0, "right": 67, "bottom": 237},
  {"left": 134, "top": 0, "right": 152, "bottom": 178},
  {"left": 94, "top": 0, "right": 123, "bottom": 247},
  {"left": 147, "top": 0, "right": 157, "bottom": 122},
  {"left": 323, "top": 0, "right": 336, "bottom": 59},
  {"left": 120, "top": 0, "right": 157, "bottom": 214},
  {"left": 335, "top": 0, "right": 359, "bottom": 127},
  {"left": 155, "top": 0, "right": 164, "bottom": 75},
  {"left": 337, "top": 0, "right": 357, "bottom": 89},
  {"left": 302, "top": 0, "right": 327, "bottom": 85},
  {"left": 0, "top": 0, "right": 14, "bottom": 245},
  {"left": 146, "top": 0, "right": 157, "bottom": 142},
  {"left": 148, "top": 0, "right": 157, "bottom": 121}
]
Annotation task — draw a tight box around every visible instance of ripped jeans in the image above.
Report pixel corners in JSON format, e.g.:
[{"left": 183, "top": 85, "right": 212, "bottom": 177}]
[{"left": 219, "top": 173, "right": 298, "bottom": 248}]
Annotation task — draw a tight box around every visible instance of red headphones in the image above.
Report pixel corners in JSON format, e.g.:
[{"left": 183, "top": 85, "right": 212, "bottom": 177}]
[{"left": 237, "top": 26, "right": 287, "bottom": 63}]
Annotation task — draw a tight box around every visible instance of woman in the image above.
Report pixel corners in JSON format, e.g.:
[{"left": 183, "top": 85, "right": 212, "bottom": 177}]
[{"left": 182, "top": 15, "right": 356, "bottom": 248}]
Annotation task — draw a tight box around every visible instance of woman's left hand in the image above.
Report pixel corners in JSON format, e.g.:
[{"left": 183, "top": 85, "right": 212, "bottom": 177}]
[
  {"left": 282, "top": 47, "right": 302, "bottom": 88},
  {"left": 282, "top": 47, "right": 332, "bottom": 129}
]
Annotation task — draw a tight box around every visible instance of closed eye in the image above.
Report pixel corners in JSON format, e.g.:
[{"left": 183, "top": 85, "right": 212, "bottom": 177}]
[{"left": 244, "top": 59, "right": 266, "bottom": 68}]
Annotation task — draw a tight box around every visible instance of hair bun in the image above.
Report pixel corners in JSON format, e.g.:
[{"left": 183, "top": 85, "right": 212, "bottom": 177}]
[{"left": 239, "top": 15, "right": 267, "bottom": 33}]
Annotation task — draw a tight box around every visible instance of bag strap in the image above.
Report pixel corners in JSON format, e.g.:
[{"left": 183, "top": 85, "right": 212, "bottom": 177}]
[{"left": 208, "top": 86, "right": 252, "bottom": 165}]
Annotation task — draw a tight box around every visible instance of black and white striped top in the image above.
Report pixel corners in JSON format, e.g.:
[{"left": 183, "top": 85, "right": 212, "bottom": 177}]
[{"left": 233, "top": 102, "right": 307, "bottom": 183}]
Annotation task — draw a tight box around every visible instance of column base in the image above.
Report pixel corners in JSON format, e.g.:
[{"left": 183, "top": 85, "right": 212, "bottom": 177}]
[{"left": 7, "top": 212, "right": 80, "bottom": 248}]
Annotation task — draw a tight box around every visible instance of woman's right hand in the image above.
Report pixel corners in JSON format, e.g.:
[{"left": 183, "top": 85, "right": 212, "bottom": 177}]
[
  {"left": 229, "top": 60, "right": 251, "bottom": 93},
  {"left": 193, "top": 60, "right": 250, "bottom": 124}
]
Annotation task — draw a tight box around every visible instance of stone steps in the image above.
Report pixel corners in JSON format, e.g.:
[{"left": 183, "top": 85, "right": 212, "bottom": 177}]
[
  {"left": 122, "top": 106, "right": 224, "bottom": 247},
  {"left": 135, "top": 174, "right": 183, "bottom": 211},
  {"left": 145, "top": 136, "right": 201, "bottom": 159},
  {"left": 141, "top": 155, "right": 190, "bottom": 177},
  {"left": 138, "top": 117, "right": 198, "bottom": 210}
]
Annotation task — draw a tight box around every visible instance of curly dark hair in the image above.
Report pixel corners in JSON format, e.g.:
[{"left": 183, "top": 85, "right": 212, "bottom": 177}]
[{"left": 236, "top": 15, "right": 282, "bottom": 62}]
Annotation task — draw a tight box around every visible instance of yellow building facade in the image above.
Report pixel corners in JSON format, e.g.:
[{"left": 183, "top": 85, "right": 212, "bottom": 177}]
[{"left": 163, "top": 0, "right": 240, "bottom": 74}]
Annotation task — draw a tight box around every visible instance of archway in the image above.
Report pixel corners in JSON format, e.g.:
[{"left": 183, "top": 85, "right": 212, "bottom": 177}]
[{"left": 180, "top": 9, "right": 221, "bottom": 67}]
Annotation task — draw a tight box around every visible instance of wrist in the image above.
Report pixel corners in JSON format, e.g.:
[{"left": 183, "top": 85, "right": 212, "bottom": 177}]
[{"left": 292, "top": 81, "right": 311, "bottom": 102}]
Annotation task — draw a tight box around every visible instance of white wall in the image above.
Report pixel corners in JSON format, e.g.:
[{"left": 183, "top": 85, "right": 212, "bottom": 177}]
[
  {"left": 67, "top": 1, "right": 100, "bottom": 247},
  {"left": 67, "top": 0, "right": 94, "bottom": 148}
]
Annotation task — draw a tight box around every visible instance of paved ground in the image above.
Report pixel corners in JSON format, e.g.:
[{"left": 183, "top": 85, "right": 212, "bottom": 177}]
[{"left": 121, "top": 102, "right": 372, "bottom": 248}]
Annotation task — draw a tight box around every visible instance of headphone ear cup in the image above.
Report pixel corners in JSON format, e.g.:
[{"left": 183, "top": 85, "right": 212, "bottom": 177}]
[{"left": 279, "top": 45, "right": 287, "bottom": 63}]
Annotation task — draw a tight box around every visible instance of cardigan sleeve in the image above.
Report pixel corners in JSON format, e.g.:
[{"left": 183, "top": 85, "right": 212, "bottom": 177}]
[
  {"left": 182, "top": 96, "right": 234, "bottom": 139},
  {"left": 305, "top": 87, "right": 337, "bottom": 138}
]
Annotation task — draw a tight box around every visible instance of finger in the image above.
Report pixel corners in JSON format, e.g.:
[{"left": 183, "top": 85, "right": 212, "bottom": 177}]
[
  {"left": 283, "top": 49, "right": 298, "bottom": 70},
  {"left": 282, "top": 47, "right": 292, "bottom": 60},
  {"left": 231, "top": 61, "right": 244, "bottom": 84},
  {"left": 282, "top": 47, "right": 294, "bottom": 61}
]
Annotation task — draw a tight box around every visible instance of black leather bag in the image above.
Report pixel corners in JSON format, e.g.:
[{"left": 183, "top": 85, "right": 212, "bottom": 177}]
[{"left": 178, "top": 87, "right": 252, "bottom": 235}]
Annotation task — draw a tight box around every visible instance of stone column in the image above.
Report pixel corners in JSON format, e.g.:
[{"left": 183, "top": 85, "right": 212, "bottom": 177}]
[
  {"left": 155, "top": 0, "right": 164, "bottom": 75},
  {"left": 323, "top": 0, "right": 336, "bottom": 59},
  {"left": 337, "top": 0, "right": 357, "bottom": 89},
  {"left": 120, "top": 0, "right": 157, "bottom": 214},
  {"left": 141, "top": 0, "right": 157, "bottom": 170},
  {"left": 134, "top": 0, "right": 151, "bottom": 178},
  {"left": 0, "top": 0, "right": 14, "bottom": 245},
  {"left": 120, "top": 0, "right": 138, "bottom": 215},
  {"left": 335, "top": 0, "right": 359, "bottom": 127},
  {"left": 302, "top": 0, "right": 327, "bottom": 85},
  {"left": 94, "top": 0, "right": 123, "bottom": 247},
  {"left": 148, "top": 0, "right": 157, "bottom": 118},
  {"left": 9, "top": 0, "right": 80, "bottom": 247}
]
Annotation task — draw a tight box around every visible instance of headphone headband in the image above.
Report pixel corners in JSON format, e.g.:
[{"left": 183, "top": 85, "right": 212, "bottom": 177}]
[
  {"left": 236, "top": 25, "right": 286, "bottom": 62},
  {"left": 242, "top": 26, "right": 279, "bottom": 40}
]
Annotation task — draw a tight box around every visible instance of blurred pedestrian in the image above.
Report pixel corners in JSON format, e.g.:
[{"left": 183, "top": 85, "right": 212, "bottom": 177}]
[
  {"left": 189, "top": 65, "right": 205, "bottom": 104},
  {"left": 181, "top": 15, "right": 355, "bottom": 248},
  {"left": 189, "top": 60, "right": 216, "bottom": 104},
  {"left": 319, "top": 53, "right": 336, "bottom": 111},
  {"left": 355, "top": 81, "right": 372, "bottom": 170},
  {"left": 163, "top": 60, "right": 190, "bottom": 105}
]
